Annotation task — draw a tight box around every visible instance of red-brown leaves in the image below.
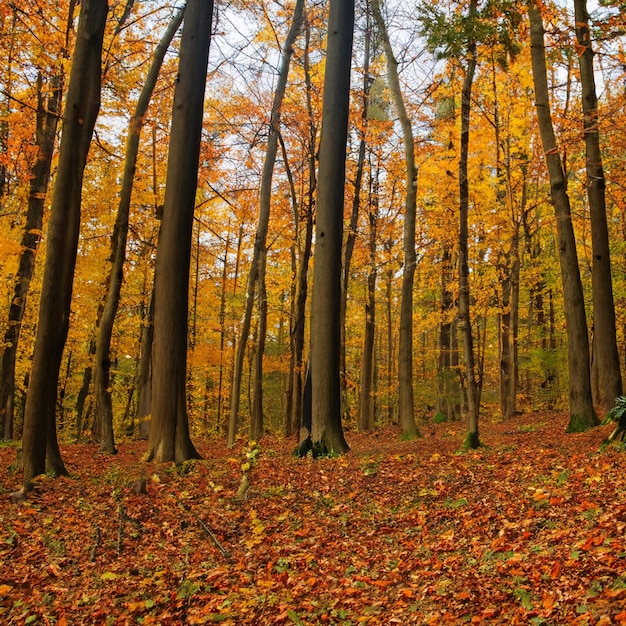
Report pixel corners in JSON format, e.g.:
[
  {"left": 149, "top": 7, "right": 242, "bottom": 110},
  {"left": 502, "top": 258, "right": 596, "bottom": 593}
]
[{"left": 1, "top": 413, "right": 625, "bottom": 624}]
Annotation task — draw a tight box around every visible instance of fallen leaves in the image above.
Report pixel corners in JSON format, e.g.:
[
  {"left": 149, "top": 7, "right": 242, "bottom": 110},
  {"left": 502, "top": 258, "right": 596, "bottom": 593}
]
[{"left": 1, "top": 412, "right": 625, "bottom": 624}]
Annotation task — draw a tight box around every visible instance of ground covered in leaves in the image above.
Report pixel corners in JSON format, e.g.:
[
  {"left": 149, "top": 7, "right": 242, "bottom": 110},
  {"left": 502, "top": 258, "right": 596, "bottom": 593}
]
[{"left": 1, "top": 412, "right": 626, "bottom": 625}]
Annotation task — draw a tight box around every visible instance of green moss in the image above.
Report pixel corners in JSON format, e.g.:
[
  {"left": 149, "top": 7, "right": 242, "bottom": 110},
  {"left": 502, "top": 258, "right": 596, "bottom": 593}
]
[
  {"left": 566, "top": 411, "right": 600, "bottom": 433},
  {"left": 463, "top": 430, "right": 481, "bottom": 450}
]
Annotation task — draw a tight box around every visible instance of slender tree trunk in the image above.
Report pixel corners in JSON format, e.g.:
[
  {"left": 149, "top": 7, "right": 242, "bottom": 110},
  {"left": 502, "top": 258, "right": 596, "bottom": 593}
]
[
  {"left": 372, "top": 0, "right": 419, "bottom": 436},
  {"left": 147, "top": 0, "right": 214, "bottom": 463},
  {"left": 358, "top": 161, "right": 378, "bottom": 432},
  {"left": 574, "top": 0, "right": 622, "bottom": 413},
  {"left": 250, "top": 253, "right": 267, "bottom": 441},
  {"left": 227, "top": 0, "right": 305, "bottom": 446},
  {"left": 216, "top": 231, "right": 231, "bottom": 431},
  {"left": 136, "top": 286, "right": 155, "bottom": 439},
  {"left": 21, "top": 0, "right": 108, "bottom": 488},
  {"left": 341, "top": 2, "right": 371, "bottom": 419},
  {"left": 0, "top": 69, "right": 63, "bottom": 440},
  {"left": 94, "top": 6, "right": 185, "bottom": 455},
  {"left": 0, "top": 7, "right": 18, "bottom": 204},
  {"left": 385, "top": 237, "right": 395, "bottom": 424},
  {"left": 281, "top": 132, "right": 301, "bottom": 438},
  {"left": 457, "top": 0, "right": 480, "bottom": 448},
  {"left": 289, "top": 16, "right": 316, "bottom": 439},
  {"left": 438, "top": 247, "right": 460, "bottom": 420},
  {"left": 309, "top": 0, "right": 353, "bottom": 455},
  {"left": 75, "top": 339, "right": 96, "bottom": 440},
  {"left": 528, "top": 1, "right": 598, "bottom": 431}
]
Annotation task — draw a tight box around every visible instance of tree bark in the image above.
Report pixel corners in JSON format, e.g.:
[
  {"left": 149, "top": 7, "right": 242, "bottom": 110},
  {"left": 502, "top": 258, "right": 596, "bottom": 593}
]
[
  {"left": 289, "top": 15, "right": 316, "bottom": 439},
  {"left": 458, "top": 0, "right": 481, "bottom": 449},
  {"left": 309, "top": 0, "right": 354, "bottom": 455},
  {"left": 147, "top": 0, "right": 213, "bottom": 463},
  {"left": 358, "top": 159, "right": 378, "bottom": 432},
  {"left": 21, "top": 0, "right": 108, "bottom": 488},
  {"left": 574, "top": 0, "right": 622, "bottom": 413},
  {"left": 136, "top": 286, "right": 155, "bottom": 439},
  {"left": 528, "top": 1, "right": 598, "bottom": 431},
  {"left": 341, "top": 2, "right": 371, "bottom": 420},
  {"left": 0, "top": 69, "right": 63, "bottom": 440},
  {"left": 372, "top": 0, "right": 419, "bottom": 437},
  {"left": 94, "top": 5, "right": 185, "bottom": 455},
  {"left": 227, "top": 0, "right": 305, "bottom": 446}
]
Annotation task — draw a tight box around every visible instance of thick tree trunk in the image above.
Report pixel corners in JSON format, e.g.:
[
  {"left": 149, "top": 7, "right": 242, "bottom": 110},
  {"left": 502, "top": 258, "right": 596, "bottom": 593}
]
[
  {"left": 574, "top": 0, "right": 622, "bottom": 413},
  {"left": 147, "top": 0, "right": 213, "bottom": 463},
  {"left": 227, "top": 0, "right": 304, "bottom": 446},
  {"left": 528, "top": 1, "right": 598, "bottom": 431},
  {"left": 372, "top": 0, "right": 419, "bottom": 437},
  {"left": 309, "top": 0, "right": 353, "bottom": 455},
  {"left": 21, "top": 0, "right": 108, "bottom": 488},
  {"left": 94, "top": 6, "right": 185, "bottom": 455}
]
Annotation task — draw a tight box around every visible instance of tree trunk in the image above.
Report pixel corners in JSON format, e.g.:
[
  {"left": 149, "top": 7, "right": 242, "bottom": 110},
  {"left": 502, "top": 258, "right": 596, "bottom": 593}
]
[
  {"left": 358, "top": 160, "right": 378, "bottom": 432},
  {"left": 289, "top": 15, "right": 316, "bottom": 439},
  {"left": 136, "top": 286, "right": 155, "bottom": 439},
  {"left": 0, "top": 68, "right": 63, "bottom": 440},
  {"left": 94, "top": 6, "right": 185, "bottom": 455},
  {"left": 528, "top": 1, "right": 598, "bottom": 431},
  {"left": 574, "top": 0, "right": 622, "bottom": 413},
  {"left": 227, "top": 0, "right": 304, "bottom": 446},
  {"left": 309, "top": 0, "right": 353, "bottom": 455},
  {"left": 341, "top": 2, "right": 371, "bottom": 420},
  {"left": 438, "top": 247, "right": 460, "bottom": 420},
  {"left": 457, "top": 0, "right": 480, "bottom": 449},
  {"left": 21, "top": 0, "right": 108, "bottom": 488},
  {"left": 216, "top": 230, "right": 231, "bottom": 432},
  {"left": 147, "top": 0, "right": 214, "bottom": 463},
  {"left": 94, "top": 6, "right": 184, "bottom": 454},
  {"left": 372, "top": 0, "right": 419, "bottom": 437}
]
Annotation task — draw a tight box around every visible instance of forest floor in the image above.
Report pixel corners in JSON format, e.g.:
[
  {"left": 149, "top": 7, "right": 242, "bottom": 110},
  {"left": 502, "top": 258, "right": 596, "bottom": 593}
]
[{"left": 1, "top": 411, "right": 625, "bottom": 625}]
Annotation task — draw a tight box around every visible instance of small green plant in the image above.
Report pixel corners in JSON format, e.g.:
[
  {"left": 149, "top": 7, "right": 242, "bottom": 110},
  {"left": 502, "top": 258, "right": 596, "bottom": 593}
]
[
  {"left": 433, "top": 413, "right": 447, "bottom": 424},
  {"left": 604, "top": 396, "right": 626, "bottom": 442},
  {"left": 237, "top": 440, "right": 260, "bottom": 499}
]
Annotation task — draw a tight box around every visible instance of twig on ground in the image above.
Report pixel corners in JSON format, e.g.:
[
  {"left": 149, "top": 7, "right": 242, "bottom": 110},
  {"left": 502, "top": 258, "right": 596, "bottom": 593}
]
[
  {"left": 117, "top": 503, "right": 125, "bottom": 554},
  {"left": 89, "top": 527, "right": 101, "bottom": 562},
  {"left": 196, "top": 517, "right": 230, "bottom": 557}
]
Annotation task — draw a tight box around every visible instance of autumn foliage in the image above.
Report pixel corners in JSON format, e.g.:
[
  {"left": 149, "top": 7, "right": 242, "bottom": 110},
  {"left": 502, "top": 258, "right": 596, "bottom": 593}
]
[{"left": 2, "top": 413, "right": 626, "bottom": 624}]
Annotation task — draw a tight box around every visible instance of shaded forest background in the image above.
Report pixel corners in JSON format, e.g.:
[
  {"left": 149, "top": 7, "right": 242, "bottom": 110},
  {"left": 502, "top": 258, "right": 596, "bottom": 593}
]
[{"left": 0, "top": 0, "right": 626, "bottom": 449}]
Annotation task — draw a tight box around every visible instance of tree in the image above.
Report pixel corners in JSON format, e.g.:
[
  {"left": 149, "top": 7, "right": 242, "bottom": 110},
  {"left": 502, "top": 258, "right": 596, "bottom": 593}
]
[
  {"left": 528, "top": 0, "right": 598, "bottom": 431},
  {"left": 308, "top": 0, "right": 354, "bottom": 455},
  {"left": 94, "top": 5, "right": 185, "bottom": 455},
  {"left": 456, "top": 0, "right": 481, "bottom": 449},
  {"left": 340, "top": 2, "right": 371, "bottom": 423},
  {"left": 146, "top": 0, "right": 213, "bottom": 463},
  {"left": 0, "top": 2, "right": 76, "bottom": 441},
  {"left": 227, "top": 0, "right": 305, "bottom": 446},
  {"left": 358, "top": 156, "right": 379, "bottom": 432},
  {"left": 286, "top": 13, "right": 317, "bottom": 438},
  {"left": 573, "top": 0, "right": 622, "bottom": 413},
  {"left": 372, "top": 0, "right": 420, "bottom": 437},
  {"left": 21, "top": 0, "right": 109, "bottom": 488}
]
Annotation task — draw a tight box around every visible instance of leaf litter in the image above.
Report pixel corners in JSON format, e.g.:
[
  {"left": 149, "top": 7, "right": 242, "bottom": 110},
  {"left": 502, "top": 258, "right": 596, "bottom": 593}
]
[{"left": 1, "top": 411, "right": 625, "bottom": 625}]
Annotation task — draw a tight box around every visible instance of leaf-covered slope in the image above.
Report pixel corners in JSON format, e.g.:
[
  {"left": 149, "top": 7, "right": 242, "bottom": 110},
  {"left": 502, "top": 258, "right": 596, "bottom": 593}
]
[{"left": 1, "top": 413, "right": 625, "bottom": 624}]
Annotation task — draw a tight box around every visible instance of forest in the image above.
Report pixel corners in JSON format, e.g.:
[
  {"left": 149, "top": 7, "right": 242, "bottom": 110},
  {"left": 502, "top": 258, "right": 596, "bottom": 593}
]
[{"left": 0, "top": 0, "right": 626, "bottom": 621}]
